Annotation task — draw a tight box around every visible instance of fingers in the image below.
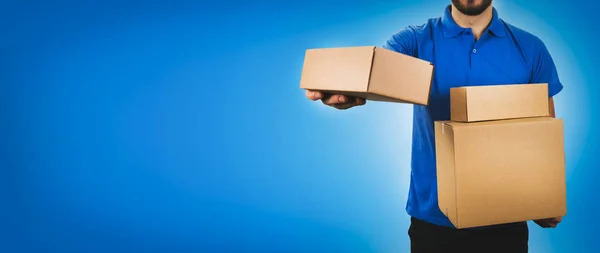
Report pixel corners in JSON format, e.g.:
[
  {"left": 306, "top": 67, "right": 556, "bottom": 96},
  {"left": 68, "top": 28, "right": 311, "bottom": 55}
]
[
  {"left": 330, "top": 97, "right": 367, "bottom": 110},
  {"left": 549, "top": 217, "right": 562, "bottom": 228},
  {"left": 323, "top": 94, "right": 349, "bottom": 105},
  {"left": 306, "top": 90, "right": 323, "bottom": 101},
  {"left": 548, "top": 217, "right": 563, "bottom": 228},
  {"left": 356, "top": 97, "right": 366, "bottom": 105},
  {"left": 534, "top": 220, "right": 552, "bottom": 228},
  {"left": 323, "top": 95, "right": 365, "bottom": 106},
  {"left": 534, "top": 217, "right": 562, "bottom": 228},
  {"left": 305, "top": 90, "right": 366, "bottom": 109},
  {"left": 332, "top": 103, "right": 355, "bottom": 110}
]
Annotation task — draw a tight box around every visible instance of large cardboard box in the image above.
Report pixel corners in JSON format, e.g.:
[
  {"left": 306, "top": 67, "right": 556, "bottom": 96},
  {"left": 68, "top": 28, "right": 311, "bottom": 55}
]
[
  {"left": 450, "top": 83, "right": 550, "bottom": 122},
  {"left": 434, "top": 117, "right": 566, "bottom": 229},
  {"left": 299, "top": 46, "right": 434, "bottom": 105}
]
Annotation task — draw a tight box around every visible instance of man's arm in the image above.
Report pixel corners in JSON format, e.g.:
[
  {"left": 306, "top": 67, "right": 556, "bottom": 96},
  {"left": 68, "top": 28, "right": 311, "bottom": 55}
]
[
  {"left": 530, "top": 38, "right": 563, "bottom": 98},
  {"left": 530, "top": 37, "right": 561, "bottom": 119},
  {"left": 531, "top": 98, "right": 562, "bottom": 228},
  {"left": 383, "top": 26, "right": 419, "bottom": 57},
  {"left": 306, "top": 26, "right": 419, "bottom": 109},
  {"left": 531, "top": 38, "right": 563, "bottom": 228}
]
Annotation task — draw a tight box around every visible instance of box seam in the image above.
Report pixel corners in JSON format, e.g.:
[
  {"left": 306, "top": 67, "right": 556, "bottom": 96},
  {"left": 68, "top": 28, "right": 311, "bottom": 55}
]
[
  {"left": 464, "top": 89, "right": 469, "bottom": 122},
  {"left": 453, "top": 127, "right": 459, "bottom": 227},
  {"left": 366, "top": 46, "right": 376, "bottom": 94},
  {"left": 425, "top": 64, "right": 434, "bottom": 106}
]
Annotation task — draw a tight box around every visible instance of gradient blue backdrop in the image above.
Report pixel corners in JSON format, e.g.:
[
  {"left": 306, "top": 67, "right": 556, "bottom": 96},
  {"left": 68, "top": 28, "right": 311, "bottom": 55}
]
[{"left": 2, "top": 0, "right": 598, "bottom": 252}]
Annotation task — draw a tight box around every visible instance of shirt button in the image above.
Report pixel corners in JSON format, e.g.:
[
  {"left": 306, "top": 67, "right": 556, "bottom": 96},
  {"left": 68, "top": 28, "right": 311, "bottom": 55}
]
[{"left": 473, "top": 49, "right": 477, "bottom": 54}]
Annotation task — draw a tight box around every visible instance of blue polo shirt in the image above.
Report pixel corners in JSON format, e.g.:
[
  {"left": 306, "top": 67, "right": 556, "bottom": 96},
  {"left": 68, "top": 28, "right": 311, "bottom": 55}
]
[{"left": 383, "top": 5, "right": 564, "bottom": 228}]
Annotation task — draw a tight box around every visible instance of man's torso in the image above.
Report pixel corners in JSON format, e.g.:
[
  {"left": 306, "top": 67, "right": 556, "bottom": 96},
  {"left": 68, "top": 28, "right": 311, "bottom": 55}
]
[{"left": 384, "top": 5, "right": 563, "bottom": 228}]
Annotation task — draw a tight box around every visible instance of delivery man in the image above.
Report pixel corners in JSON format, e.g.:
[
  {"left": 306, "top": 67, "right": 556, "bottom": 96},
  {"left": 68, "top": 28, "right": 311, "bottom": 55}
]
[{"left": 305, "top": 1, "right": 563, "bottom": 252}]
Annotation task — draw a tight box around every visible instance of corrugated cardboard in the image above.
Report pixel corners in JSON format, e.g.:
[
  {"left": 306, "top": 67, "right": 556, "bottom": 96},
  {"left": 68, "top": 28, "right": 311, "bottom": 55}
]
[
  {"left": 434, "top": 117, "right": 566, "bottom": 229},
  {"left": 299, "top": 46, "right": 434, "bottom": 105},
  {"left": 450, "top": 83, "right": 550, "bottom": 122}
]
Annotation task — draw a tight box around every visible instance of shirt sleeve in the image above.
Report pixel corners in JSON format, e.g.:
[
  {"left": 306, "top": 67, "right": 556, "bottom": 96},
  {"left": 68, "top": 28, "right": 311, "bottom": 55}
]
[
  {"left": 382, "top": 26, "right": 418, "bottom": 57},
  {"left": 530, "top": 39, "right": 563, "bottom": 97}
]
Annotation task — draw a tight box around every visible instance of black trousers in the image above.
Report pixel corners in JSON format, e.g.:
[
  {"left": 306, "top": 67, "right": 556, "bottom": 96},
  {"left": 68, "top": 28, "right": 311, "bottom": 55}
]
[{"left": 409, "top": 217, "right": 529, "bottom": 253}]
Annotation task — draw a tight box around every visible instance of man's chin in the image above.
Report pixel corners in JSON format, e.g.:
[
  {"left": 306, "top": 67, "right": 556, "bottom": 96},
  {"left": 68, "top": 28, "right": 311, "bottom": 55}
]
[
  {"left": 452, "top": 0, "right": 492, "bottom": 16},
  {"left": 463, "top": 9, "right": 486, "bottom": 16}
]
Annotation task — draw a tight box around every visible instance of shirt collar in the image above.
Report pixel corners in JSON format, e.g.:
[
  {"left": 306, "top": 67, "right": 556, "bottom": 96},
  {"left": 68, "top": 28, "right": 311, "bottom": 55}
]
[{"left": 441, "top": 5, "right": 506, "bottom": 38}]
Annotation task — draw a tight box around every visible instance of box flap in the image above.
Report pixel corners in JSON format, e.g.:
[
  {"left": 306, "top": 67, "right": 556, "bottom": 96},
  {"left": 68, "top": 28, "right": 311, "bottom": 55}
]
[
  {"left": 450, "top": 87, "right": 468, "bottom": 122},
  {"left": 434, "top": 121, "right": 459, "bottom": 226},
  {"left": 299, "top": 46, "right": 375, "bottom": 93},
  {"left": 367, "top": 47, "right": 433, "bottom": 105}
]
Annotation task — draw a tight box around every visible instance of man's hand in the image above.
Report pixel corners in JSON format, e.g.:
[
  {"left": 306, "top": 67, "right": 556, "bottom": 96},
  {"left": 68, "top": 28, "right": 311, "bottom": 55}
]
[
  {"left": 305, "top": 90, "right": 366, "bottom": 110},
  {"left": 534, "top": 216, "right": 563, "bottom": 228}
]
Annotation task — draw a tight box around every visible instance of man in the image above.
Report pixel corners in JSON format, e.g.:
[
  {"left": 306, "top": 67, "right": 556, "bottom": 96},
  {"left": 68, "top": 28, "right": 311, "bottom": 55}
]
[{"left": 305, "top": 0, "right": 564, "bottom": 252}]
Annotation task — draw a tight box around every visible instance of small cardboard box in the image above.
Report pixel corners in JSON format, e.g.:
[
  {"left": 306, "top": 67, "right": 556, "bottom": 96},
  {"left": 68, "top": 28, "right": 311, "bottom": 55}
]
[
  {"left": 299, "top": 46, "right": 434, "bottom": 105},
  {"left": 450, "top": 83, "right": 550, "bottom": 122},
  {"left": 434, "top": 117, "right": 566, "bottom": 229}
]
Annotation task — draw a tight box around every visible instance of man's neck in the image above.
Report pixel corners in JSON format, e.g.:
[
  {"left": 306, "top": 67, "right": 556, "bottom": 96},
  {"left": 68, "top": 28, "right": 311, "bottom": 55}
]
[{"left": 450, "top": 4, "right": 494, "bottom": 40}]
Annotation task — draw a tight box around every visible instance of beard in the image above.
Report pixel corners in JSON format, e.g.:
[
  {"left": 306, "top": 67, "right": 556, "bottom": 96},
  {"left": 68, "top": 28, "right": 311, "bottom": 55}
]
[{"left": 451, "top": 0, "right": 493, "bottom": 16}]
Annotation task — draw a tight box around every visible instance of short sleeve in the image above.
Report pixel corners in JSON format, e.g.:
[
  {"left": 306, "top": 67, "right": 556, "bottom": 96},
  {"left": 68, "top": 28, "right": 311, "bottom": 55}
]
[
  {"left": 530, "top": 39, "right": 563, "bottom": 97},
  {"left": 382, "top": 26, "right": 418, "bottom": 57}
]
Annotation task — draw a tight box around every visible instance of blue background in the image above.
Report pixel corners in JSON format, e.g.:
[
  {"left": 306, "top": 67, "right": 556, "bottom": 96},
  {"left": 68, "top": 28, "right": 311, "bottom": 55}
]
[{"left": 2, "top": 0, "right": 598, "bottom": 252}]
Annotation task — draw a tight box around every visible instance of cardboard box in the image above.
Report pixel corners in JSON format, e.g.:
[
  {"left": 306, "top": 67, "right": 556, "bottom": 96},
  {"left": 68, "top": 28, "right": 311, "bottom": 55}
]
[
  {"left": 434, "top": 117, "right": 566, "bottom": 229},
  {"left": 299, "top": 46, "right": 434, "bottom": 105},
  {"left": 450, "top": 83, "right": 550, "bottom": 122}
]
